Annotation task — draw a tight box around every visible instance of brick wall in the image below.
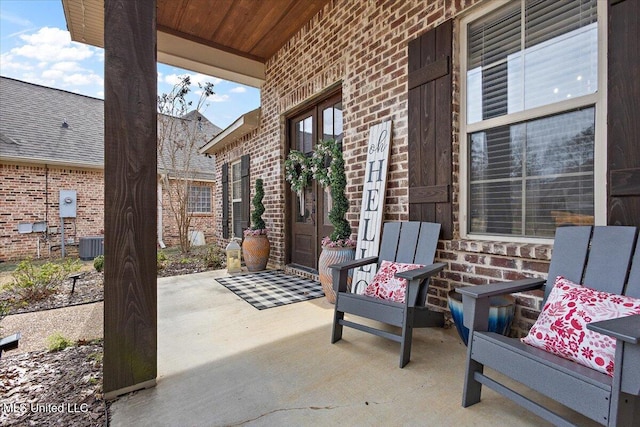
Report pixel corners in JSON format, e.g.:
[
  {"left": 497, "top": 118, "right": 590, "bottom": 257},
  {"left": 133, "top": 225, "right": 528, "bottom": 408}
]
[
  {"left": 1, "top": 162, "right": 215, "bottom": 261},
  {"left": 212, "top": 0, "right": 552, "bottom": 334},
  {"left": 159, "top": 178, "right": 216, "bottom": 248},
  {"left": 0, "top": 163, "right": 104, "bottom": 261}
]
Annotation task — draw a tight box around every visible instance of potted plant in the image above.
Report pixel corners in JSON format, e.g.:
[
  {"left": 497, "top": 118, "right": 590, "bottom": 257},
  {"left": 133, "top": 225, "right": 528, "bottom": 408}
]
[
  {"left": 313, "top": 139, "right": 356, "bottom": 303},
  {"left": 242, "top": 178, "right": 270, "bottom": 271}
]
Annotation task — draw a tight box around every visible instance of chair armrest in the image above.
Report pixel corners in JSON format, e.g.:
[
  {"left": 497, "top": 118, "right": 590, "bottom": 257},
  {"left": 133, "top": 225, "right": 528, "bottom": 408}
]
[
  {"left": 395, "top": 263, "right": 446, "bottom": 281},
  {"left": 587, "top": 315, "right": 640, "bottom": 345},
  {"left": 456, "top": 277, "right": 546, "bottom": 299},
  {"left": 331, "top": 256, "right": 379, "bottom": 294},
  {"left": 396, "top": 263, "right": 447, "bottom": 307},
  {"left": 329, "top": 256, "right": 378, "bottom": 272},
  {"left": 459, "top": 278, "right": 545, "bottom": 332}
]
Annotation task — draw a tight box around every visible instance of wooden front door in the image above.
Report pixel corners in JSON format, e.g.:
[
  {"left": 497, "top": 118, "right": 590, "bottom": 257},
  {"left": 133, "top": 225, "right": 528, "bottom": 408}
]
[{"left": 289, "top": 92, "right": 342, "bottom": 270}]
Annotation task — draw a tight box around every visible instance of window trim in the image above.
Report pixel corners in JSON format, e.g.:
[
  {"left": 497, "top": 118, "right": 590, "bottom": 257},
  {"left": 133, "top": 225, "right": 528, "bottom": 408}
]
[{"left": 458, "top": 0, "right": 607, "bottom": 243}]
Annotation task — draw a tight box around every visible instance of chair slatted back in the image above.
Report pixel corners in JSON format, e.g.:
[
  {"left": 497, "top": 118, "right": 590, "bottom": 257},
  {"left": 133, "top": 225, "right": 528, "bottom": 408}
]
[
  {"left": 378, "top": 222, "right": 402, "bottom": 263},
  {"left": 583, "top": 226, "right": 637, "bottom": 295},
  {"left": 378, "top": 222, "right": 441, "bottom": 267},
  {"left": 395, "top": 222, "right": 422, "bottom": 263},
  {"left": 626, "top": 236, "right": 640, "bottom": 298},
  {"left": 377, "top": 222, "right": 441, "bottom": 306},
  {"left": 544, "top": 226, "right": 639, "bottom": 302}
]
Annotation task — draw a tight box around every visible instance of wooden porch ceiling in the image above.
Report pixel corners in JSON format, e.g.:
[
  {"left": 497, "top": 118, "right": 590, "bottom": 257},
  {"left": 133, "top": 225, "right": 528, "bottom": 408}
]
[{"left": 61, "top": 0, "right": 330, "bottom": 87}]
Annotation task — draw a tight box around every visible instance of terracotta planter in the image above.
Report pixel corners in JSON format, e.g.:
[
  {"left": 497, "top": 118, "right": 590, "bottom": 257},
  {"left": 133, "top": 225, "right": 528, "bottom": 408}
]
[
  {"left": 318, "top": 246, "right": 355, "bottom": 304},
  {"left": 242, "top": 234, "right": 270, "bottom": 271}
]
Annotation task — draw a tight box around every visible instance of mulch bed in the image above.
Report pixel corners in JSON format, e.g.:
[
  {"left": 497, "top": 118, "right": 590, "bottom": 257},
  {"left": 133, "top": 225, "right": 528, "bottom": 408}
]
[
  {"left": 0, "top": 341, "right": 106, "bottom": 427},
  {"left": 2, "top": 270, "right": 105, "bottom": 316}
]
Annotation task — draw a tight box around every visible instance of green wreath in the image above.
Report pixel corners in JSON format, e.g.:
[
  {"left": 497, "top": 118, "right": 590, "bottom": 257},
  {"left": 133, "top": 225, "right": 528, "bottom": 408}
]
[
  {"left": 285, "top": 150, "right": 312, "bottom": 194},
  {"left": 310, "top": 138, "right": 338, "bottom": 188}
]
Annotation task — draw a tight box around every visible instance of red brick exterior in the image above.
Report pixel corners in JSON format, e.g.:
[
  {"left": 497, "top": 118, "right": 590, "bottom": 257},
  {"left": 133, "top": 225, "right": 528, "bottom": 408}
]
[
  {"left": 0, "top": 162, "right": 215, "bottom": 261},
  {"left": 0, "top": 163, "right": 104, "bottom": 260},
  {"left": 159, "top": 178, "right": 216, "bottom": 248},
  {"left": 211, "top": 0, "right": 553, "bottom": 335}
]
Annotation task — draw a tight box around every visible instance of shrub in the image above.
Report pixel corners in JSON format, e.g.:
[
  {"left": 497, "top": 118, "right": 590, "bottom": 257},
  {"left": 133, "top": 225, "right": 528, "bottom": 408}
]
[
  {"left": 93, "top": 255, "right": 105, "bottom": 272},
  {"left": 8, "top": 258, "right": 80, "bottom": 303},
  {"left": 47, "top": 333, "right": 73, "bottom": 352},
  {"left": 157, "top": 251, "right": 168, "bottom": 271},
  {"left": 327, "top": 140, "right": 351, "bottom": 242},
  {"left": 250, "top": 178, "right": 266, "bottom": 230},
  {"left": 203, "top": 246, "right": 224, "bottom": 269},
  {"left": 0, "top": 300, "right": 12, "bottom": 330}
]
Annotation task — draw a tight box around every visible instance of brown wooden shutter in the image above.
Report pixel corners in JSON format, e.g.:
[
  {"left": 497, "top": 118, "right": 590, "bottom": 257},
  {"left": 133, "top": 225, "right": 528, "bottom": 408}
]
[
  {"left": 240, "top": 154, "right": 250, "bottom": 231},
  {"left": 407, "top": 20, "right": 453, "bottom": 239},
  {"left": 221, "top": 162, "right": 229, "bottom": 238},
  {"left": 608, "top": 0, "right": 640, "bottom": 226}
]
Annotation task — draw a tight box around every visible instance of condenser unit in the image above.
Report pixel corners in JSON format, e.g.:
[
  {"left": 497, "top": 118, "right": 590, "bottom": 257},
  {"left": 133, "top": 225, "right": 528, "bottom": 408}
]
[{"left": 79, "top": 236, "right": 104, "bottom": 260}]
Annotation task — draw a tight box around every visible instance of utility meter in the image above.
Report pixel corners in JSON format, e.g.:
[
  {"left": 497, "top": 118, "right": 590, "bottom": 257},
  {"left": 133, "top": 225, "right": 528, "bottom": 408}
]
[{"left": 59, "top": 190, "right": 77, "bottom": 218}]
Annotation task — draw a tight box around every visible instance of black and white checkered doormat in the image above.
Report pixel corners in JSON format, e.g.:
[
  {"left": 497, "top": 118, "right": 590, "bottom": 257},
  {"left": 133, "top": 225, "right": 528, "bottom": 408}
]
[{"left": 214, "top": 270, "right": 324, "bottom": 310}]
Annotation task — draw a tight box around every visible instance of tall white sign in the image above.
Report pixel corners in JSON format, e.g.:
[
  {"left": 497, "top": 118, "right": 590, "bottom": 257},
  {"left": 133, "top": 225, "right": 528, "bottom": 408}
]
[{"left": 352, "top": 120, "right": 392, "bottom": 294}]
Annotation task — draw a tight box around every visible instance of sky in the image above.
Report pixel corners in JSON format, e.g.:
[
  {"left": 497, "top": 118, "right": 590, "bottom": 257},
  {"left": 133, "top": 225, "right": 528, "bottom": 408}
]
[{"left": 0, "top": 0, "right": 261, "bottom": 129}]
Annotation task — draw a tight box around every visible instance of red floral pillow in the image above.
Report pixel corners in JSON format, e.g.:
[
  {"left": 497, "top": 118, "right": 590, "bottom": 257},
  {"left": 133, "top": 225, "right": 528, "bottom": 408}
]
[
  {"left": 363, "top": 260, "right": 425, "bottom": 303},
  {"left": 522, "top": 276, "right": 640, "bottom": 376}
]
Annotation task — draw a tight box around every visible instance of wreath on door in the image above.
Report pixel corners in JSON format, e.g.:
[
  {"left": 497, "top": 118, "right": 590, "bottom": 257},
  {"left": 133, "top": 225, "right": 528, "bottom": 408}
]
[
  {"left": 285, "top": 150, "right": 312, "bottom": 212},
  {"left": 310, "top": 138, "right": 340, "bottom": 211}
]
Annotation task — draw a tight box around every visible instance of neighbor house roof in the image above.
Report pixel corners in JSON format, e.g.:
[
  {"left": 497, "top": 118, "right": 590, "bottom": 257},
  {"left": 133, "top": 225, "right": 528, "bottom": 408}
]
[
  {"left": 0, "top": 76, "right": 104, "bottom": 168},
  {"left": 0, "top": 76, "right": 220, "bottom": 180},
  {"left": 158, "top": 110, "right": 221, "bottom": 182}
]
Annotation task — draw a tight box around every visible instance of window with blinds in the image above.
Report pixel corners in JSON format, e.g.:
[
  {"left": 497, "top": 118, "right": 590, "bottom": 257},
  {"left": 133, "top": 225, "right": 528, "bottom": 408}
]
[{"left": 464, "top": 0, "right": 598, "bottom": 239}]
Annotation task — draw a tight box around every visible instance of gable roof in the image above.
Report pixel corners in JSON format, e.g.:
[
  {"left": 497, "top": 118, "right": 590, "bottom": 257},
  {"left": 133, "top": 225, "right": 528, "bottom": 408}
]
[
  {"left": 158, "top": 110, "right": 221, "bottom": 182},
  {"left": 0, "top": 76, "right": 221, "bottom": 180}
]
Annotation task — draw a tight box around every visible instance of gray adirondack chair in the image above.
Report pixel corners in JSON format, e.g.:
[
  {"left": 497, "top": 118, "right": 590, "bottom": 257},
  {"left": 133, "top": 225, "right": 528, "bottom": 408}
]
[
  {"left": 459, "top": 226, "right": 640, "bottom": 426},
  {"left": 330, "top": 221, "right": 446, "bottom": 368}
]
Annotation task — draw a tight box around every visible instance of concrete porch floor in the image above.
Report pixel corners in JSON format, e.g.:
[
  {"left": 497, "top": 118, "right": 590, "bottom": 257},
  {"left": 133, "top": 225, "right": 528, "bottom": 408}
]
[{"left": 108, "top": 270, "right": 597, "bottom": 426}]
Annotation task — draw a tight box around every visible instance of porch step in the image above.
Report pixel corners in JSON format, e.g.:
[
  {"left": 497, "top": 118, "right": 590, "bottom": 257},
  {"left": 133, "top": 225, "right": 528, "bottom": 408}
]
[{"left": 285, "top": 264, "right": 319, "bottom": 282}]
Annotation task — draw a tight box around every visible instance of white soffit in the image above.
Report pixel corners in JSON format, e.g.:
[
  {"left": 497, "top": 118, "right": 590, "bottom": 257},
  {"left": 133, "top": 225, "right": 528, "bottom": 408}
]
[
  {"left": 200, "top": 108, "right": 261, "bottom": 155},
  {"left": 157, "top": 31, "right": 265, "bottom": 88}
]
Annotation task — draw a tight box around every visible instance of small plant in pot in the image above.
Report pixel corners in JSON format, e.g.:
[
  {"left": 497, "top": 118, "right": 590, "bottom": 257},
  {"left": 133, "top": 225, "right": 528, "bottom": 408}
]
[
  {"left": 313, "top": 139, "right": 356, "bottom": 303},
  {"left": 242, "top": 178, "right": 271, "bottom": 271}
]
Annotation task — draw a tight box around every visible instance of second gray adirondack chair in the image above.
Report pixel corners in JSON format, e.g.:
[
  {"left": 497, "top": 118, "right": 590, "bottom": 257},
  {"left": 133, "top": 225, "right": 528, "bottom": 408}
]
[
  {"left": 459, "top": 226, "right": 640, "bottom": 426},
  {"left": 329, "top": 221, "right": 446, "bottom": 367}
]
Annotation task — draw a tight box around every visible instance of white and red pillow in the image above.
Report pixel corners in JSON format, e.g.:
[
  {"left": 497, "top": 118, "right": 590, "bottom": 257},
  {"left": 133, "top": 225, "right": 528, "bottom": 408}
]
[
  {"left": 522, "top": 276, "right": 640, "bottom": 376},
  {"left": 363, "top": 260, "right": 425, "bottom": 303}
]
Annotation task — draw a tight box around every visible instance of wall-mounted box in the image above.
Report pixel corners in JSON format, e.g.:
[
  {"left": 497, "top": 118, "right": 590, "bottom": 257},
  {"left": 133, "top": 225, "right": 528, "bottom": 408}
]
[
  {"left": 32, "top": 221, "right": 47, "bottom": 232},
  {"left": 59, "top": 190, "right": 77, "bottom": 218},
  {"left": 18, "top": 223, "right": 33, "bottom": 234}
]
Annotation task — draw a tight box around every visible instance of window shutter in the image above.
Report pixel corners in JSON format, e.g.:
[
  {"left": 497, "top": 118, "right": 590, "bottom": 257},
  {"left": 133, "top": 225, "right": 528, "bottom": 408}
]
[
  {"left": 221, "top": 162, "right": 229, "bottom": 238},
  {"left": 407, "top": 19, "right": 453, "bottom": 239},
  {"left": 240, "top": 154, "right": 250, "bottom": 231},
  {"left": 608, "top": 0, "right": 640, "bottom": 226}
]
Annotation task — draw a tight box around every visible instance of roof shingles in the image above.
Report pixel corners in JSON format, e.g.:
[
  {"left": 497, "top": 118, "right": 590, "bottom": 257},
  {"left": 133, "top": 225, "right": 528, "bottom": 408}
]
[{"left": 0, "top": 76, "right": 220, "bottom": 180}]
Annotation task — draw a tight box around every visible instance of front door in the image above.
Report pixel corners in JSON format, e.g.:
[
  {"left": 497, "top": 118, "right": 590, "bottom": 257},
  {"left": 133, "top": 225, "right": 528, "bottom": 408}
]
[{"left": 289, "top": 92, "right": 343, "bottom": 270}]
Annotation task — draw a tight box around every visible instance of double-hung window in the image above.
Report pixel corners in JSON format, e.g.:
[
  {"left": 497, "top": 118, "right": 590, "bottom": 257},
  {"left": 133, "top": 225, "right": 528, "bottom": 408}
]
[{"left": 460, "top": 0, "right": 604, "bottom": 240}]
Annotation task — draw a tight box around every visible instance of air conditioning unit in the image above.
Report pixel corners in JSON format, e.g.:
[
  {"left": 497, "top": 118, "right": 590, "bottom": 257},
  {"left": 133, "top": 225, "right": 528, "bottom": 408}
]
[{"left": 79, "top": 236, "right": 104, "bottom": 260}]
